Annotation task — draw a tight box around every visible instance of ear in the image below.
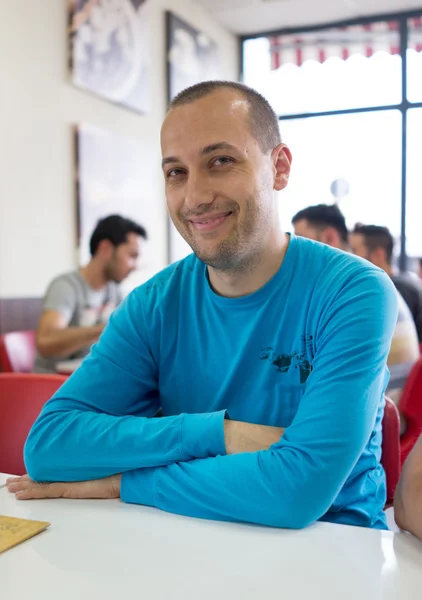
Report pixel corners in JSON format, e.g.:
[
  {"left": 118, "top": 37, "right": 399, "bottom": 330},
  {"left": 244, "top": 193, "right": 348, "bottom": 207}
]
[
  {"left": 372, "top": 247, "right": 386, "bottom": 264},
  {"left": 97, "top": 239, "right": 114, "bottom": 259},
  {"left": 323, "top": 227, "right": 340, "bottom": 248},
  {"left": 271, "top": 144, "right": 292, "bottom": 191}
]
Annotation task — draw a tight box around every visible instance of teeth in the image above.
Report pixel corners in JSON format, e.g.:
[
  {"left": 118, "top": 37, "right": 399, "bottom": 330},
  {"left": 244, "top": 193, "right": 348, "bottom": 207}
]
[
  {"left": 192, "top": 213, "right": 230, "bottom": 225},
  {"left": 199, "top": 216, "right": 222, "bottom": 224}
]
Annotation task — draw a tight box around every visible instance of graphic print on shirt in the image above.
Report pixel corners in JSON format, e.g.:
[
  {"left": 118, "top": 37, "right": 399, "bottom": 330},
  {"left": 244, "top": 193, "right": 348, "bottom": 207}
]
[{"left": 260, "top": 335, "right": 314, "bottom": 384}]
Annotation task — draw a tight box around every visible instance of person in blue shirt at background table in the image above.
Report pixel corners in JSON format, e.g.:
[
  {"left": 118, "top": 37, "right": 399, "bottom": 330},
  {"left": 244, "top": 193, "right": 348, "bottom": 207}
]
[{"left": 7, "top": 81, "right": 398, "bottom": 530}]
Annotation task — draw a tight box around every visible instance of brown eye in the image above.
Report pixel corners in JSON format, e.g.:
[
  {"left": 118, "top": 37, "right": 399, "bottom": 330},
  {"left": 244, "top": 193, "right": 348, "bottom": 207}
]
[
  {"left": 166, "top": 168, "right": 185, "bottom": 179},
  {"left": 213, "top": 157, "right": 234, "bottom": 166}
]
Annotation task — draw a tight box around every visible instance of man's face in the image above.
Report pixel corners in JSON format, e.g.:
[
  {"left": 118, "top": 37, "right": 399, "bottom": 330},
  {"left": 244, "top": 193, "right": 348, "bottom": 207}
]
[
  {"left": 349, "top": 233, "right": 371, "bottom": 261},
  {"left": 105, "top": 233, "right": 142, "bottom": 283},
  {"left": 293, "top": 219, "right": 325, "bottom": 243},
  {"left": 161, "top": 90, "right": 290, "bottom": 271}
]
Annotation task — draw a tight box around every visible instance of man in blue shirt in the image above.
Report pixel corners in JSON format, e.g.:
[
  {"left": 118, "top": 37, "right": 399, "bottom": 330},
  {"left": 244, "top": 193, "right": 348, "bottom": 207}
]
[{"left": 7, "top": 81, "right": 398, "bottom": 530}]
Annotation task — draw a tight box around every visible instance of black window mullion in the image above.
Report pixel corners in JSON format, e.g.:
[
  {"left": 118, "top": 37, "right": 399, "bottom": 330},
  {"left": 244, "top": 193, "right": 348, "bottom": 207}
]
[{"left": 399, "top": 16, "right": 409, "bottom": 271}]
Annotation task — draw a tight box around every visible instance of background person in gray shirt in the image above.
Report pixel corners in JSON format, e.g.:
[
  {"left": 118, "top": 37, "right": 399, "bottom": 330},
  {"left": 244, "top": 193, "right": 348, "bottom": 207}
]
[{"left": 34, "top": 215, "right": 147, "bottom": 373}]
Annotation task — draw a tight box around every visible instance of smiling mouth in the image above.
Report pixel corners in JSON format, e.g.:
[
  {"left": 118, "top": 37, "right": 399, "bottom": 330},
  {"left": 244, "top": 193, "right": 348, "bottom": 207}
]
[{"left": 188, "top": 212, "right": 233, "bottom": 232}]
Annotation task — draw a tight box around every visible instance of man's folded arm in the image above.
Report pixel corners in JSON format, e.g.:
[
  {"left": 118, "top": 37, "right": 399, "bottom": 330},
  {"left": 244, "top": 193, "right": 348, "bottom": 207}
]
[{"left": 25, "top": 291, "right": 228, "bottom": 481}]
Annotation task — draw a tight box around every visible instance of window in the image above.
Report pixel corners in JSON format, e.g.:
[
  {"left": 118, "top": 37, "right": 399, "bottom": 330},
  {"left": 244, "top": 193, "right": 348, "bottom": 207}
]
[
  {"left": 278, "top": 111, "right": 402, "bottom": 236},
  {"left": 242, "top": 11, "right": 422, "bottom": 267},
  {"left": 407, "top": 17, "right": 422, "bottom": 103},
  {"left": 406, "top": 108, "right": 422, "bottom": 257},
  {"left": 243, "top": 22, "right": 401, "bottom": 115}
]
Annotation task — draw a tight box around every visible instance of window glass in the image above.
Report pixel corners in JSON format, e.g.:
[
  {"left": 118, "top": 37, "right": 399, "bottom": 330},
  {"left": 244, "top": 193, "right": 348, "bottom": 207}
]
[
  {"left": 278, "top": 110, "right": 402, "bottom": 241},
  {"left": 243, "top": 22, "right": 401, "bottom": 115}
]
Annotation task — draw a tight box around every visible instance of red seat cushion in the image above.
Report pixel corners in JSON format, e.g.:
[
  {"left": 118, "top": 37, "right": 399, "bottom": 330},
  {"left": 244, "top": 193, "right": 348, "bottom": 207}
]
[
  {"left": 382, "top": 397, "right": 401, "bottom": 507},
  {"left": 0, "top": 330, "right": 36, "bottom": 373},
  {"left": 0, "top": 373, "right": 67, "bottom": 475}
]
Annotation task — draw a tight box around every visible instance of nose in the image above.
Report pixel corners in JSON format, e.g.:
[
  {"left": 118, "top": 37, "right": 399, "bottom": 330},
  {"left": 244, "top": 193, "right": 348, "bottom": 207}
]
[{"left": 185, "top": 170, "right": 214, "bottom": 212}]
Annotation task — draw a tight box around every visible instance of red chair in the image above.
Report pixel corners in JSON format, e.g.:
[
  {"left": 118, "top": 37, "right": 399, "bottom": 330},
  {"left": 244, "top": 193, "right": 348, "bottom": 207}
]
[
  {"left": 381, "top": 396, "right": 401, "bottom": 508},
  {"left": 0, "top": 330, "right": 36, "bottom": 373},
  {"left": 0, "top": 373, "right": 67, "bottom": 475},
  {"left": 399, "top": 356, "right": 422, "bottom": 467}
]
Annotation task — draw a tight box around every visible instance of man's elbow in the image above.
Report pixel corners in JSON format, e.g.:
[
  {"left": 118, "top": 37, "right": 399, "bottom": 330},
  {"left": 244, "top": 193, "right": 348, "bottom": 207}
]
[
  {"left": 23, "top": 420, "right": 58, "bottom": 482},
  {"left": 35, "top": 334, "right": 55, "bottom": 358},
  {"left": 278, "top": 514, "right": 315, "bottom": 530},
  {"left": 394, "top": 478, "right": 422, "bottom": 538},
  {"left": 267, "top": 496, "right": 327, "bottom": 530},
  {"left": 393, "top": 491, "right": 407, "bottom": 531},
  {"left": 24, "top": 436, "right": 48, "bottom": 481},
  {"left": 286, "top": 505, "right": 325, "bottom": 529},
  {"left": 267, "top": 512, "right": 318, "bottom": 530}
]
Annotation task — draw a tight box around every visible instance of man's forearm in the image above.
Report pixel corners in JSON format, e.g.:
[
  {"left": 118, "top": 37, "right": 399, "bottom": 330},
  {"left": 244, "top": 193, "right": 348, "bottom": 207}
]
[
  {"left": 24, "top": 406, "right": 228, "bottom": 483},
  {"left": 36, "top": 325, "right": 104, "bottom": 358},
  {"left": 25, "top": 406, "right": 283, "bottom": 484},
  {"left": 395, "top": 436, "right": 422, "bottom": 539},
  {"left": 224, "top": 420, "right": 284, "bottom": 454}
]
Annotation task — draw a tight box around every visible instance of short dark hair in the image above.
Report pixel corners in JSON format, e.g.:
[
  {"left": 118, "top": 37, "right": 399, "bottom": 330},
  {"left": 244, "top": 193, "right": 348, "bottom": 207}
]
[
  {"left": 169, "top": 80, "right": 281, "bottom": 154},
  {"left": 89, "top": 214, "right": 147, "bottom": 257},
  {"left": 292, "top": 204, "right": 349, "bottom": 244},
  {"left": 352, "top": 224, "right": 394, "bottom": 264}
]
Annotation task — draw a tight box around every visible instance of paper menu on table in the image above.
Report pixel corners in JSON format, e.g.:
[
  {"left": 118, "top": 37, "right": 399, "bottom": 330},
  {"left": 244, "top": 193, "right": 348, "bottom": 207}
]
[{"left": 0, "top": 515, "right": 50, "bottom": 553}]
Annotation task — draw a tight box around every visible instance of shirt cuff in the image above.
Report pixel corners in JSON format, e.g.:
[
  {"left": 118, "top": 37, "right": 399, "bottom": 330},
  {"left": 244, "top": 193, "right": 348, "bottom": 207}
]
[
  {"left": 121, "top": 468, "right": 156, "bottom": 507},
  {"left": 180, "top": 409, "right": 228, "bottom": 461}
]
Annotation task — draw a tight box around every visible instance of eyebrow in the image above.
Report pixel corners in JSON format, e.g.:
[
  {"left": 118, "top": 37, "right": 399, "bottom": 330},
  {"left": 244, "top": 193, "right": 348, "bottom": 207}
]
[
  {"left": 161, "top": 142, "right": 239, "bottom": 169},
  {"left": 200, "top": 142, "right": 239, "bottom": 155}
]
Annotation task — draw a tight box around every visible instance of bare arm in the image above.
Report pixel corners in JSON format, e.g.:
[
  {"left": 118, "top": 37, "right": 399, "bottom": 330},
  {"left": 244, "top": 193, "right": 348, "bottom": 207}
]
[
  {"left": 395, "top": 435, "right": 422, "bottom": 539},
  {"left": 224, "top": 420, "right": 284, "bottom": 453},
  {"left": 36, "top": 310, "right": 104, "bottom": 358}
]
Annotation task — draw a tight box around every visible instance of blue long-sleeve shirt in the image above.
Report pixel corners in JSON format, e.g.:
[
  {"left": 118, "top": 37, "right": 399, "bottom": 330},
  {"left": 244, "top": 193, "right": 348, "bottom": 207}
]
[{"left": 25, "top": 235, "right": 398, "bottom": 529}]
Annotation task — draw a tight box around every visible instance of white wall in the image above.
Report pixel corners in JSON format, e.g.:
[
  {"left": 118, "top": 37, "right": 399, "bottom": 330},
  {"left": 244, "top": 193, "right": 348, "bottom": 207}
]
[{"left": 0, "top": 0, "right": 238, "bottom": 298}]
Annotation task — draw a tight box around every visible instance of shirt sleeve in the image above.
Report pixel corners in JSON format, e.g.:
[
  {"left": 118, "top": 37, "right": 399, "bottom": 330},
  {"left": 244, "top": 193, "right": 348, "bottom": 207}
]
[
  {"left": 120, "top": 269, "right": 398, "bottom": 529},
  {"left": 24, "top": 289, "right": 227, "bottom": 482},
  {"left": 43, "top": 277, "right": 78, "bottom": 323}
]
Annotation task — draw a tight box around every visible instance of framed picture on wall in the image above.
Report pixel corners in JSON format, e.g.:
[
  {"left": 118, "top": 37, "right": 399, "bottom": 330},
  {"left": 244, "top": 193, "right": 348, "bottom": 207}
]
[
  {"left": 68, "top": 0, "right": 149, "bottom": 113},
  {"left": 166, "top": 12, "right": 221, "bottom": 263},
  {"left": 166, "top": 12, "right": 221, "bottom": 100},
  {"left": 74, "top": 123, "right": 158, "bottom": 293}
]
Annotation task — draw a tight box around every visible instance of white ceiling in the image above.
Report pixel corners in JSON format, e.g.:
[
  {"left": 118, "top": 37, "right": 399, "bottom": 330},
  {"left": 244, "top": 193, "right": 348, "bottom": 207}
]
[{"left": 195, "top": 0, "right": 422, "bottom": 35}]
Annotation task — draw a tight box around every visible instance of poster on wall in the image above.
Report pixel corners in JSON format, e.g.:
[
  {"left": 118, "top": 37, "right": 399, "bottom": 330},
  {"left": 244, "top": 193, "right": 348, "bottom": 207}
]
[
  {"left": 166, "top": 12, "right": 221, "bottom": 263},
  {"left": 68, "top": 0, "right": 149, "bottom": 113},
  {"left": 74, "top": 123, "right": 157, "bottom": 293},
  {"left": 166, "top": 12, "right": 221, "bottom": 100}
]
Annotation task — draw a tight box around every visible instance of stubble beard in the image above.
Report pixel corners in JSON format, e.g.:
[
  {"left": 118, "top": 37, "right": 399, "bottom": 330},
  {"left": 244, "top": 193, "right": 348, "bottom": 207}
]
[{"left": 177, "top": 197, "right": 267, "bottom": 273}]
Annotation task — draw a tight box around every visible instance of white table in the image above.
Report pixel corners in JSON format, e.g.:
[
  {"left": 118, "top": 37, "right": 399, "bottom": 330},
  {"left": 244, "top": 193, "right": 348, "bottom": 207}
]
[
  {"left": 55, "top": 359, "right": 83, "bottom": 375},
  {"left": 1, "top": 475, "right": 422, "bottom": 599}
]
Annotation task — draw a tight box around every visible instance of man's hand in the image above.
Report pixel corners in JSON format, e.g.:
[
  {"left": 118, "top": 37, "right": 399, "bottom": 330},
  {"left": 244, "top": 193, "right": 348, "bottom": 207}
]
[
  {"left": 6, "top": 474, "right": 121, "bottom": 500},
  {"left": 224, "top": 420, "right": 284, "bottom": 455}
]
